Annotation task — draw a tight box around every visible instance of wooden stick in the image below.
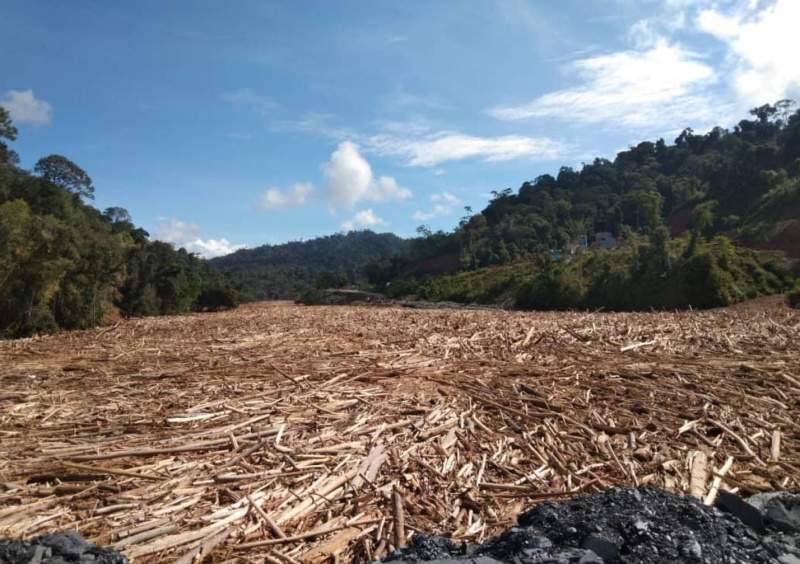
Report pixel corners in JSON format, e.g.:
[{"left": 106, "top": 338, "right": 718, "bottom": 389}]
[
  {"left": 771, "top": 430, "right": 781, "bottom": 462},
  {"left": 247, "top": 494, "right": 287, "bottom": 539},
  {"left": 392, "top": 488, "right": 405, "bottom": 549},
  {"left": 62, "top": 461, "right": 165, "bottom": 481},
  {"left": 233, "top": 519, "right": 382, "bottom": 549},
  {"left": 704, "top": 456, "right": 733, "bottom": 506},
  {"left": 689, "top": 451, "right": 708, "bottom": 500},
  {"left": 706, "top": 418, "right": 765, "bottom": 465},
  {"left": 68, "top": 428, "right": 278, "bottom": 461}
]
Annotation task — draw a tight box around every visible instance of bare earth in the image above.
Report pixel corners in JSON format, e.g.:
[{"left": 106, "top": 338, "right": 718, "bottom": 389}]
[{"left": 1, "top": 301, "right": 799, "bottom": 562}]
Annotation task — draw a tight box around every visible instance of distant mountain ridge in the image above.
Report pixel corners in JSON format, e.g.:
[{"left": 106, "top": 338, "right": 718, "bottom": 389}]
[{"left": 209, "top": 230, "right": 408, "bottom": 300}]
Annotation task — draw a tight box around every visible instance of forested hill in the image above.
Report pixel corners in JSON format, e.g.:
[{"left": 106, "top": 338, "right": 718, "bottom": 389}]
[
  {"left": 209, "top": 231, "right": 408, "bottom": 300},
  {"left": 0, "top": 107, "right": 239, "bottom": 338},
  {"left": 367, "top": 102, "right": 800, "bottom": 310}
]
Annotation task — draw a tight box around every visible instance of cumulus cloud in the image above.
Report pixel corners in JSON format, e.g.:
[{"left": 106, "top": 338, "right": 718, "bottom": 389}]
[
  {"left": 341, "top": 209, "right": 386, "bottom": 232},
  {"left": 368, "top": 133, "right": 565, "bottom": 167},
  {"left": 156, "top": 218, "right": 245, "bottom": 259},
  {"left": 2, "top": 89, "right": 53, "bottom": 125},
  {"left": 488, "top": 40, "right": 721, "bottom": 131},
  {"left": 322, "top": 141, "right": 411, "bottom": 209},
  {"left": 412, "top": 191, "right": 462, "bottom": 222},
  {"left": 697, "top": 0, "right": 800, "bottom": 105},
  {"left": 257, "top": 182, "right": 313, "bottom": 210}
]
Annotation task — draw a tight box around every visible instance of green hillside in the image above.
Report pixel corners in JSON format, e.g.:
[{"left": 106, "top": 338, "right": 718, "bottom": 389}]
[
  {"left": 0, "top": 107, "right": 238, "bottom": 338},
  {"left": 367, "top": 102, "right": 800, "bottom": 309},
  {"left": 210, "top": 231, "right": 408, "bottom": 300}
]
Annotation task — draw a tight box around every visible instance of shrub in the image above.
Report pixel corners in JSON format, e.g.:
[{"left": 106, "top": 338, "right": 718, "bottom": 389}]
[
  {"left": 193, "top": 287, "right": 239, "bottom": 311},
  {"left": 789, "top": 282, "right": 800, "bottom": 309},
  {"left": 515, "top": 266, "right": 585, "bottom": 310}
]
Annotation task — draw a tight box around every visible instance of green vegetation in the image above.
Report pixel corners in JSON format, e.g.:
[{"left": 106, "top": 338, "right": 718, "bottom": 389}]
[
  {"left": 0, "top": 107, "right": 238, "bottom": 338},
  {"left": 789, "top": 282, "right": 800, "bottom": 309},
  {"left": 368, "top": 102, "right": 800, "bottom": 310},
  {"left": 210, "top": 231, "right": 408, "bottom": 300},
  {"left": 395, "top": 234, "right": 791, "bottom": 311}
]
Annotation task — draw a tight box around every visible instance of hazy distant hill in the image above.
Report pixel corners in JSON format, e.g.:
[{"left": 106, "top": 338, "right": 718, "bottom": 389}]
[{"left": 209, "top": 230, "right": 408, "bottom": 300}]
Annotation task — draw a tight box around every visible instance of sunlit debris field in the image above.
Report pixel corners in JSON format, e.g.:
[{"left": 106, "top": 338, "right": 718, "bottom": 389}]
[{"left": 1, "top": 301, "right": 798, "bottom": 562}]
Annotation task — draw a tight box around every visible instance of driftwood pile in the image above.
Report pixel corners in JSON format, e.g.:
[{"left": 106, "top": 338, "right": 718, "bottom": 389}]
[{"left": 0, "top": 300, "right": 798, "bottom": 562}]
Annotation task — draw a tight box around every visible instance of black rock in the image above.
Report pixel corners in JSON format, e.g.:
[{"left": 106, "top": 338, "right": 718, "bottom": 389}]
[
  {"left": 716, "top": 490, "right": 766, "bottom": 533},
  {"left": 749, "top": 493, "right": 800, "bottom": 534},
  {"left": 0, "top": 532, "right": 126, "bottom": 564},
  {"left": 580, "top": 534, "right": 618, "bottom": 562},
  {"left": 382, "top": 487, "right": 800, "bottom": 564}
]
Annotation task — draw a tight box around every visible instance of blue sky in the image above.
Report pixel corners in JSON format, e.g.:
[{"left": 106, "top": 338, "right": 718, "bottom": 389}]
[{"left": 2, "top": 0, "right": 798, "bottom": 257}]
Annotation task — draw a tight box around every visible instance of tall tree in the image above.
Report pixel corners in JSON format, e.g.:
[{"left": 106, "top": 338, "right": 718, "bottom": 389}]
[
  {"left": 0, "top": 106, "right": 19, "bottom": 165},
  {"left": 34, "top": 155, "right": 95, "bottom": 200}
]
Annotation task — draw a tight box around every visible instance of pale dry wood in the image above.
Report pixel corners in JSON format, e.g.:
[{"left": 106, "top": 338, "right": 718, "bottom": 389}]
[
  {"left": 771, "top": 430, "right": 781, "bottom": 462},
  {"left": 704, "top": 456, "right": 734, "bottom": 506},
  {"left": 0, "top": 300, "right": 797, "bottom": 562},
  {"left": 392, "top": 488, "right": 406, "bottom": 549},
  {"left": 689, "top": 451, "right": 708, "bottom": 500}
]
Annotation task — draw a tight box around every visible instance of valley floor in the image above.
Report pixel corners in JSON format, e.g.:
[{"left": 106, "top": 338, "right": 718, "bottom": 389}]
[{"left": 1, "top": 301, "right": 799, "bottom": 561}]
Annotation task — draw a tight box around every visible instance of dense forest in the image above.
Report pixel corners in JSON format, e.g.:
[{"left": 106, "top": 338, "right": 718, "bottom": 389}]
[
  {"left": 210, "top": 231, "right": 407, "bottom": 300},
  {"left": 0, "top": 107, "right": 238, "bottom": 338},
  {"left": 366, "top": 102, "right": 800, "bottom": 309}
]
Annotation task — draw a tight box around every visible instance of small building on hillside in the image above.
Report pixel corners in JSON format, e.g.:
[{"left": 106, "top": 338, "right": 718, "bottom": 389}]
[
  {"left": 594, "top": 231, "right": 617, "bottom": 249},
  {"left": 567, "top": 234, "right": 589, "bottom": 255}
]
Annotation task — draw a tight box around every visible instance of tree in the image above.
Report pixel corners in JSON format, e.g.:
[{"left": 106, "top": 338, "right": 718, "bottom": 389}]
[
  {"left": 0, "top": 106, "right": 19, "bottom": 165},
  {"left": 34, "top": 155, "right": 95, "bottom": 199},
  {"left": 648, "top": 225, "right": 672, "bottom": 274},
  {"left": 103, "top": 207, "right": 131, "bottom": 223},
  {"left": 416, "top": 225, "right": 433, "bottom": 238},
  {"left": 690, "top": 200, "right": 719, "bottom": 233}
]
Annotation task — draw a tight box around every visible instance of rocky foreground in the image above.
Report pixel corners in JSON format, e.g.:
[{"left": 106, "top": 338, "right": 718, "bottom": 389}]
[
  {"left": 385, "top": 487, "right": 800, "bottom": 564},
  {"left": 2, "top": 487, "right": 798, "bottom": 563}
]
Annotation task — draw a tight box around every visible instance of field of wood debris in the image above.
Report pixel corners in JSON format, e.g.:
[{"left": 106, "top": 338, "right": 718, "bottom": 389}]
[{"left": 1, "top": 300, "right": 799, "bottom": 562}]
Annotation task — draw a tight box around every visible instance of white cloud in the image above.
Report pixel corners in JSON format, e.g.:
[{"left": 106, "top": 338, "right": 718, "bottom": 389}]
[
  {"left": 341, "top": 209, "right": 386, "bottom": 232},
  {"left": 2, "top": 89, "right": 53, "bottom": 125},
  {"left": 222, "top": 88, "right": 277, "bottom": 114},
  {"left": 257, "top": 182, "right": 313, "bottom": 210},
  {"left": 488, "top": 40, "right": 722, "bottom": 131},
  {"left": 322, "top": 141, "right": 411, "bottom": 209},
  {"left": 412, "top": 191, "right": 462, "bottom": 222},
  {"left": 697, "top": 0, "right": 800, "bottom": 105},
  {"left": 432, "top": 192, "right": 460, "bottom": 205},
  {"left": 371, "top": 176, "right": 412, "bottom": 201},
  {"left": 368, "top": 132, "right": 566, "bottom": 167},
  {"left": 156, "top": 218, "right": 245, "bottom": 259}
]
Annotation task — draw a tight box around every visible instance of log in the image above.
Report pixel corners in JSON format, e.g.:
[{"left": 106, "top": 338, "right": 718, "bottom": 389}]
[{"left": 392, "top": 488, "right": 405, "bottom": 549}]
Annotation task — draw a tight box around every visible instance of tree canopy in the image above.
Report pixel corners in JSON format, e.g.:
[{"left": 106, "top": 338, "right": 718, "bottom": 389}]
[
  {"left": 366, "top": 101, "right": 800, "bottom": 310},
  {"left": 34, "top": 154, "right": 95, "bottom": 200},
  {"left": 0, "top": 109, "right": 239, "bottom": 338}
]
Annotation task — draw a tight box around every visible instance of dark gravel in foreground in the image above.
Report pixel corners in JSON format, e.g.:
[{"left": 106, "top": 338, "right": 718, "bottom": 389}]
[
  {"left": 384, "top": 487, "right": 800, "bottom": 564},
  {"left": 0, "top": 531, "right": 126, "bottom": 564},
  {"left": 1, "top": 488, "right": 797, "bottom": 563}
]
